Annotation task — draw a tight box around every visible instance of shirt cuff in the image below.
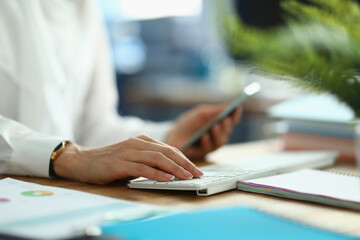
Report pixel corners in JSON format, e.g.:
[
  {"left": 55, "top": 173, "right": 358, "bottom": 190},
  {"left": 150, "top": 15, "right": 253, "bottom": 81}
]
[{"left": 8, "top": 134, "right": 65, "bottom": 178}]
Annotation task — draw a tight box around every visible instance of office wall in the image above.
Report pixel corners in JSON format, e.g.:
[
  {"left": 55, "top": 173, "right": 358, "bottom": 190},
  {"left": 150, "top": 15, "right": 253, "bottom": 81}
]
[{"left": 99, "top": 0, "right": 299, "bottom": 143}]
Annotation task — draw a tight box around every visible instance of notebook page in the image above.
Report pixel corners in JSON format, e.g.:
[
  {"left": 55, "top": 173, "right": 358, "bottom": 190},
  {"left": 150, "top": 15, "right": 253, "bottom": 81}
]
[{"left": 242, "top": 169, "right": 360, "bottom": 202}]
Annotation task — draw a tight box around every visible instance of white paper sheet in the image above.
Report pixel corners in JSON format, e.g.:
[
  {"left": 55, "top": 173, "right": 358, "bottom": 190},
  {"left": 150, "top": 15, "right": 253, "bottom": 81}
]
[
  {"left": 0, "top": 178, "right": 161, "bottom": 239},
  {"left": 241, "top": 169, "right": 360, "bottom": 202}
]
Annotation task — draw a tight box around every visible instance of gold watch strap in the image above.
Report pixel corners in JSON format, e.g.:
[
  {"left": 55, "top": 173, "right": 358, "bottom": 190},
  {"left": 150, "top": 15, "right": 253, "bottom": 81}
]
[
  {"left": 51, "top": 141, "right": 67, "bottom": 161},
  {"left": 49, "top": 141, "right": 69, "bottom": 178}
]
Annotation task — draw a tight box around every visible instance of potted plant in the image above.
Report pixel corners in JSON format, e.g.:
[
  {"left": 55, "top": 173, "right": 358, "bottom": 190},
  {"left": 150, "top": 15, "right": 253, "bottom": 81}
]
[{"left": 222, "top": 0, "right": 360, "bottom": 166}]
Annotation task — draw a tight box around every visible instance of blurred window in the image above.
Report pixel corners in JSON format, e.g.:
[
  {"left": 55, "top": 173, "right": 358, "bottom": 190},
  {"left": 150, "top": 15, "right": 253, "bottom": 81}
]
[{"left": 115, "top": 0, "right": 202, "bottom": 20}]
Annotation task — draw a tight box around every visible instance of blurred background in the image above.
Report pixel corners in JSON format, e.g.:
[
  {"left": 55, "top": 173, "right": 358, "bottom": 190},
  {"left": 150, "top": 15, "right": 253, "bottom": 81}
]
[{"left": 98, "top": 0, "right": 304, "bottom": 144}]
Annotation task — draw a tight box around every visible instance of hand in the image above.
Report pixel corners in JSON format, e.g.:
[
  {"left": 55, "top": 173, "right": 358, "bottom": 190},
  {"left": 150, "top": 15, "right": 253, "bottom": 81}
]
[
  {"left": 166, "top": 104, "right": 242, "bottom": 160},
  {"left": 54, "top": 135, "right": 203, "bottom": 184}
]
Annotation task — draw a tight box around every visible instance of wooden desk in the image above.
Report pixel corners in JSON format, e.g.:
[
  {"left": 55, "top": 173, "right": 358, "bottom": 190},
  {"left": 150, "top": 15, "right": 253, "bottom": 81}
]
[{"left": 1, "top": 139, "right": 360, "bottom": 237}]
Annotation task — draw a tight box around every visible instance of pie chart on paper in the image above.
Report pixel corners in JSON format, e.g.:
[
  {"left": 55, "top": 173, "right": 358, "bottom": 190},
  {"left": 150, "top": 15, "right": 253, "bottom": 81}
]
[
  {"left": 0, "top": 198, "right": 10, "bottom": 203},
  {"left": 21, "top": 190, "right": 54, "bottom": 197}
]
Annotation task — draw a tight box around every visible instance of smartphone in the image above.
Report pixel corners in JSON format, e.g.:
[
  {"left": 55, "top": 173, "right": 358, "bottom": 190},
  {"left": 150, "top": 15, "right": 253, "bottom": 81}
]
[{"left": 181, "top": 82, "right": 261, "bottom": 151}]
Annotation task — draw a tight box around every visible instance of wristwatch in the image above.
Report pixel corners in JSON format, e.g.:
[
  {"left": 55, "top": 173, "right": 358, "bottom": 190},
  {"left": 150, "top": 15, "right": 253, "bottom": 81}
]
[{"left": 49, "top": 141, "right": 69, "bottom": 178}]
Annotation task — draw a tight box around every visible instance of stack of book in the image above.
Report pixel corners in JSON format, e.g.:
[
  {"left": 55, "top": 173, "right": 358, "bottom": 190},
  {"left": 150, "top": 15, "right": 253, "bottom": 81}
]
[{"left": 267, "top": 94, "right": 356, "bottom": 161}]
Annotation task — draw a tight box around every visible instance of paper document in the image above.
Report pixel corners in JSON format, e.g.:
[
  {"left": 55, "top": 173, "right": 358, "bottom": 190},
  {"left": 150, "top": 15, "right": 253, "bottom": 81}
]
[{"left": 0, "top": 178, "right": 166, "bottom": 239}]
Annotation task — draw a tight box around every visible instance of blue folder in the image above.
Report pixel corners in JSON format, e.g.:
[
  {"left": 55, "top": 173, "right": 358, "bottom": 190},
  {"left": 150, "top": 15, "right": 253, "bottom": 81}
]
[{"left": 100, "top": 206, "right": 359, "bottom": 240}]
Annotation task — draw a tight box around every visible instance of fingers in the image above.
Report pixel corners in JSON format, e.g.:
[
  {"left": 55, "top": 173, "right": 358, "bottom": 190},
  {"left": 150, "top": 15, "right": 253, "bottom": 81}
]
[
  {"left": 211, "top": 124, "right": 227, "bottom": 148},
  {"left": 231, "top": 107, "right": 242, "bottom": 124},
  {"left": 183, "top": 112, "right": 239, "bottom": 160},
  {"left": 199, "top": 117, "right": 234, "bottom": 152},
  {"left": 125, "top": 161, "right": 176, "bottom": 182},
  {"left": 208, "top": 108, "right": 240, "bottom": 149},
  {"left": 137, "top": 135, "right": 203, "bottom": 177},
  {"left": 200, "top": 133, "right": 214, "bottom": 153},
  {"left": 127, "top": 135, "right": 203, "bottom": 179},
  {"left": 221, "top": 117, "right": 233, "bottom": 137},
  {"left": 128, "top": 149, "right": 194, "bottom": 180},
  {"left": 183, "top": 133, "right": 213, "bottom": 160}
]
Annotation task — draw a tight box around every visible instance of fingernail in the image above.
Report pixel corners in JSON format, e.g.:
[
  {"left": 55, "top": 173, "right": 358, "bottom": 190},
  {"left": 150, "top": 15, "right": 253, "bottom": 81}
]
[
  {"left": 183, "top": 170, "right": 193, "bottom": 180},
  {"left": 164, "top": 173, "right": 175, "bottom": 181},
  {"left": 195, "top": 168, "right": 204, "bottom": 177}
]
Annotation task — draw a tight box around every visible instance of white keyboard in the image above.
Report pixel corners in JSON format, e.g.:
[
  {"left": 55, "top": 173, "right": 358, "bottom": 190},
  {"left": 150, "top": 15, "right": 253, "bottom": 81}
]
[
  {"left": 135, "top": 170, "right": 253, "bottom": 187},
  {"left": 128, "top": 151, "right": 338, "bottom": 196}
]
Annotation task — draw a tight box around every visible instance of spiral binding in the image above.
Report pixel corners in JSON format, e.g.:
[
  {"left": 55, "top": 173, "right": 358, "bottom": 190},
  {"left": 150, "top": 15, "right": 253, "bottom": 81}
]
[{"left": 322, "top": 169, "right": 360, "bottom": 178}]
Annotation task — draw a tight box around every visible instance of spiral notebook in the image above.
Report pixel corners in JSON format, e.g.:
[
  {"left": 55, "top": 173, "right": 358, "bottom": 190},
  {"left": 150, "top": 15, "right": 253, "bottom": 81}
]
[{"left": 237, "top": 169, "right": 360, "bottom": 211}]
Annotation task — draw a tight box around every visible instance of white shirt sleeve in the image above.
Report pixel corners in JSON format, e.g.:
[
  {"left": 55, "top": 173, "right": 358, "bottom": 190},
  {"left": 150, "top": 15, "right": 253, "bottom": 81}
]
[
  {"left": 73, "top": 3, "right": 173, "bottom": 147},
  {"left": 0, "top": 0, "right": 173, "bottom": 178},
  {"left": 0, "top": 1, "right": 65, "bottom": 177},
  {"left": 0, "top": 115, "right": 64, "bottom": 177}
]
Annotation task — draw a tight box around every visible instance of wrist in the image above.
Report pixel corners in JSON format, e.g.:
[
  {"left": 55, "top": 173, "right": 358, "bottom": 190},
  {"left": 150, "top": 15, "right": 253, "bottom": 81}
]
[{"left": 52, "top": 142, "right": 87, "bottom": 181}]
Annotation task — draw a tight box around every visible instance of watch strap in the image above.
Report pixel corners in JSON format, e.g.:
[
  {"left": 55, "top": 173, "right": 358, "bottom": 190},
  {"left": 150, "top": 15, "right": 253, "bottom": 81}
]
[{"left": 49, "top": 141, "right": 69, "bottom": 178}]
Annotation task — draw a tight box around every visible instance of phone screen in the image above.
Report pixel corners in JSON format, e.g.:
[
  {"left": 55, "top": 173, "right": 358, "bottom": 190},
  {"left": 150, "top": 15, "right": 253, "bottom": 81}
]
[{"left": 181, "top": 82, "right": 261, "bottom": 151}]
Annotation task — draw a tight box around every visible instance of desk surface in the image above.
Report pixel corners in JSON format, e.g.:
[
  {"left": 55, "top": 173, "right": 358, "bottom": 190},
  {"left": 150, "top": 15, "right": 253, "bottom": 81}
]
[{"left": 1, "top": 139, "right": 360, "bottom": 237}]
